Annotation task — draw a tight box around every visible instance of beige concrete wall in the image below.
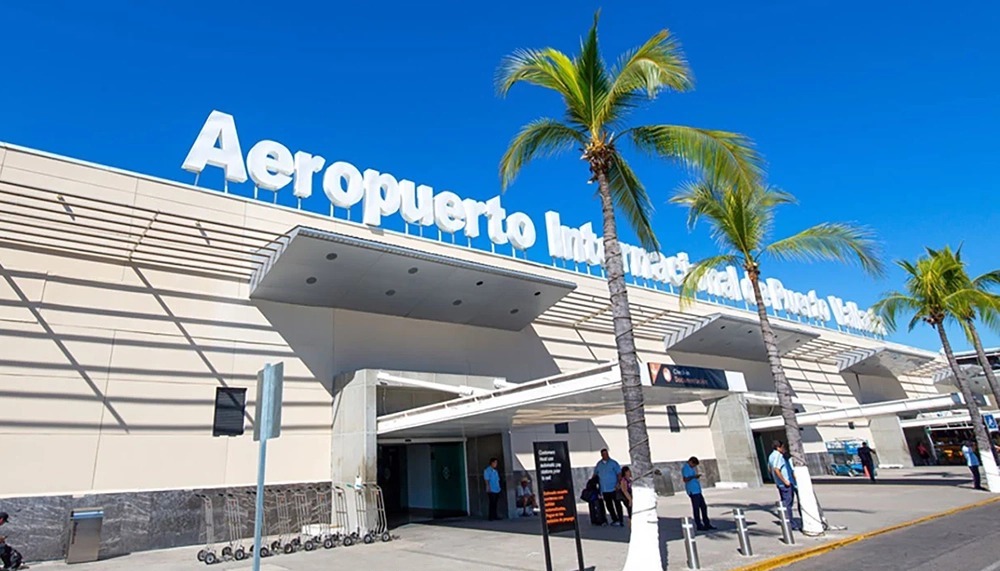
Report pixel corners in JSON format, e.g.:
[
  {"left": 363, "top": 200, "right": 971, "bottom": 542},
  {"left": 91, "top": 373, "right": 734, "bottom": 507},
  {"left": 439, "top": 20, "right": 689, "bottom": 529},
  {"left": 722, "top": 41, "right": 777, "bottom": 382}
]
[{"left": 0, "top": 145, "right": 945, "bottom": 498}]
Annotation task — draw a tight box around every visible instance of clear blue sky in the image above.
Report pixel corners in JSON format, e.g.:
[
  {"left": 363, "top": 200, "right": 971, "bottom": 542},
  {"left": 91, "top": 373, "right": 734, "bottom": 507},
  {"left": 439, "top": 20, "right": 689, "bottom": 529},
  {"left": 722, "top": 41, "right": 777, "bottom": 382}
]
[{"left": 3, "top": 1, "right": 998, "bottom": 352}]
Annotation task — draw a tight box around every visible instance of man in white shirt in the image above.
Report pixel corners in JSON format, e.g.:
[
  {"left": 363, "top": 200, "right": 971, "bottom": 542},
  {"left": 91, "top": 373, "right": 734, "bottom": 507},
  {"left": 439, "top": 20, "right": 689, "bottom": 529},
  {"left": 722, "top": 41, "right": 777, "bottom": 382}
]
[
  {"left": 515, "top": 477, "right": 537, "bottom": 516},
  {"left": 962, "top": 441, "right": 983, "bottom": 490},
  {"left": 768, "top": 440, "right": 798, "bottom": 530}
]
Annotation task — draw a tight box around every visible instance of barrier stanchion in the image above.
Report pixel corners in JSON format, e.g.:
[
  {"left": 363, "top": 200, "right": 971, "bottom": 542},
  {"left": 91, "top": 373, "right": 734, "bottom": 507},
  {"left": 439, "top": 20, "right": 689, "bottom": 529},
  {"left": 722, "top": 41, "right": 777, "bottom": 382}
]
[
  {"left": 681, "top": 517, "right": 701, "bottom": 570},
  {"left": 777, "top": 501, "right": 795, "bottom": 545},
  {"left": 733, "top": 508, "right": 753, "bottom": 556}
]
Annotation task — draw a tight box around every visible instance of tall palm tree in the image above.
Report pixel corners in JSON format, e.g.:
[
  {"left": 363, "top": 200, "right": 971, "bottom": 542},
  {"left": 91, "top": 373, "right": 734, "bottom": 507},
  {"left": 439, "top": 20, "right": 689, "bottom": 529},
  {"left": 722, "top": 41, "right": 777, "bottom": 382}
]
[
  {"left": 874, "top": 251, "right": 1000, "bottom": 491},
  {"left": 927, "top": 246, "right": 1000, "bottom": 410},
  {"left": 672, "top": 181, "right": 883, "bottom": 535},
  {"left": 497, "top": 13, "right": 761, "bottom": 568}
]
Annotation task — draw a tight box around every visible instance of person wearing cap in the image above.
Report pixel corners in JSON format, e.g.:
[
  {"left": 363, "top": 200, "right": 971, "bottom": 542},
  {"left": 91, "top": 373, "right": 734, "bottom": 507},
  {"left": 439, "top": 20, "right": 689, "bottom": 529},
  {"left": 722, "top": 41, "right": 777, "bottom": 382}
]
[
  {"left": 515, "top": 477, "right": 537, "bottom": 516},
  {"left": 0, "top": 511, "right": 24, "bottom": 570}
]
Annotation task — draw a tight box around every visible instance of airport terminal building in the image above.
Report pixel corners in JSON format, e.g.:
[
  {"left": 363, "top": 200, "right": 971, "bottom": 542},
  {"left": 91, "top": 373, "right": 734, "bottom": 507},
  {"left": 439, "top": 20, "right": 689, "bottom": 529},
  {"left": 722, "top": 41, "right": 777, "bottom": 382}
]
[{"left": 0, "top": 113, "right": 991, "bottom": 559}]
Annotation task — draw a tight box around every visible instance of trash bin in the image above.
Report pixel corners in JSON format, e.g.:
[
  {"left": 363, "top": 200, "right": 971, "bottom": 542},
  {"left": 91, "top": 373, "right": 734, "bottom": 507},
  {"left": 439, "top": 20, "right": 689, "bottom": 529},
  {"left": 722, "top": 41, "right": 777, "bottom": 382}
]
[{"left": 66, "top": 508, "right": 104, "bottom": 564}]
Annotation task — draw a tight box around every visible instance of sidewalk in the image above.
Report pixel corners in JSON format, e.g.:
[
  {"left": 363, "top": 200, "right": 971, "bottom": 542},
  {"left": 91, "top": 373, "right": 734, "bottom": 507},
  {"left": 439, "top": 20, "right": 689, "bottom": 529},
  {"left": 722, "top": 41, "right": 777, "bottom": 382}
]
[{"left": 28, "top": 467, "right": 988, "bottom": 571}]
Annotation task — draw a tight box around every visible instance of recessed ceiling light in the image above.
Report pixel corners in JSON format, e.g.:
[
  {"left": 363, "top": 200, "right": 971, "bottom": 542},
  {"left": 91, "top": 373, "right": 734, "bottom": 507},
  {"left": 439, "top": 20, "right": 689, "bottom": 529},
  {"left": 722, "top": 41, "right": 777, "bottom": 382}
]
[
  {"left": 385, "top": 289, "right": 396, "bottom": 296},
  {"left": 306, "top": 277, "right": 317, "bottom": 284},
  {"left": 476, "top": 281, "right": 484, "bottom": 286},
  {"left": 720, "top": 325, "right": 726, "bottom": 330},
  {"left": 326, "top": 253, "right": 338, "bottom": 260},
  {"left": 453, "top": 300, "right": 462, "bottom": 306},
  {"left": 408, "top": 267, "right": 419, "bottom": 274},
  {"left": 534, "top": 291, "right": 541, "bottom": 296},
  {"left": 510, "top": 309, "right": 519, "bottom": 314}
]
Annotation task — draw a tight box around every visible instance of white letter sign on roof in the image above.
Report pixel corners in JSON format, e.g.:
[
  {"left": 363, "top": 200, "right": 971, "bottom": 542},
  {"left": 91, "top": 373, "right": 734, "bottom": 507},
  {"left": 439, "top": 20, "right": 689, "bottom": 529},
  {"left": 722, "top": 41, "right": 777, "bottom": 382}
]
[{"left": 182, "top": 110, "right": 248, "bottom": 183}]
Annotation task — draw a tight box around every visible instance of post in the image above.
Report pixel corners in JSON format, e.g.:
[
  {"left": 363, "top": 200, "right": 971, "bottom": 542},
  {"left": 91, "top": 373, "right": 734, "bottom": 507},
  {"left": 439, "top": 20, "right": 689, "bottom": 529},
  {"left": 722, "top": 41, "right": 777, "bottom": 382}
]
[
  {"left": 777, "top": 501, "right": 795, "bottom": 545},
  {"left": 733, "top": 508, "right": 753, "bottom": 556},
  {"left": 573, "top": 512, "right": 585, "bottom": 571},
  {"left": 681, "top": 516, "right": 701, "bottom": 570},
  {"left": 252, "top": 438, "right": 267, "bottom": 571}
]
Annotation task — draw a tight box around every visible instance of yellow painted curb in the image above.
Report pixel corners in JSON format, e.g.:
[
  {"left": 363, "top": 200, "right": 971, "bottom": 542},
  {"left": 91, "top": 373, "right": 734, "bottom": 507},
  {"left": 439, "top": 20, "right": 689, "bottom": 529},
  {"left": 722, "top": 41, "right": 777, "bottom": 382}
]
[{"left": 729, "top": 495, "right": 1000, "bottom": 571}]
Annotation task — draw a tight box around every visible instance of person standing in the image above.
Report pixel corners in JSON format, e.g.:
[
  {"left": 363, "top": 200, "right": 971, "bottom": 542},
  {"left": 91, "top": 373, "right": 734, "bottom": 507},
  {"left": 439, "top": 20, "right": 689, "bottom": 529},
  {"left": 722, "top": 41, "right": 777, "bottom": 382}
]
[
  {"left": 858, "top": 442, "right": 876, "bottom": 483},
  {"left": 961, "top": 441, "right": 983, "bottom": 490},
  {"left": 768, "top": 440, "right": 798, "bottom": 530},
  {"left": 484, "top": 458, "right": 502, "bottom": 521},
  {"left": 618, "top": 466, "right": 633, "bottom": 528},
  {"left": 593, "top": 449, "right": 624, "bottom": 527},
  {"left": 682, "top": 457, "right": 715, "bottom": 531},
  {"left": 916, "top": 441, "right": 931, "bottom": 466}
]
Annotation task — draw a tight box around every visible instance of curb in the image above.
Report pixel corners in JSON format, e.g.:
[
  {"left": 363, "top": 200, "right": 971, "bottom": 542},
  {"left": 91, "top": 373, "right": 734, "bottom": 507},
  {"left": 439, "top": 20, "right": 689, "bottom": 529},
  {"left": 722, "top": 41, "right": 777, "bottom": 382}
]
[{"left": 729, "top": 495, "right": 1000, "bottom": 571}]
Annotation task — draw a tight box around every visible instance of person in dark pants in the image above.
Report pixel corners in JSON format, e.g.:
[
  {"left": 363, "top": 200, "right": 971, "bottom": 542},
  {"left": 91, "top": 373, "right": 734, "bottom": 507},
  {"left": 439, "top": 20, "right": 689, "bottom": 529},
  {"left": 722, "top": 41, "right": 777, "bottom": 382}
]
[
  {"left": 682, "top": 457, "right": 715, "bottom": 531},
  {"left": 593, "top": 449, "right": 624, "bottom": 527},
  {"left": 0, "top": 511, "right": 23, "bottom": 570},
  {"left": 768, "top": 440, "right": 799, "bottom": 530},
  {"left": 858, "top": 442, "right": 876, "bottom": 483},
  {"left": 484, "top": 458, "right": 502, "bottom": 520},
  {"left": 962, "top": 442, "right": 983, "bottom": 490}
]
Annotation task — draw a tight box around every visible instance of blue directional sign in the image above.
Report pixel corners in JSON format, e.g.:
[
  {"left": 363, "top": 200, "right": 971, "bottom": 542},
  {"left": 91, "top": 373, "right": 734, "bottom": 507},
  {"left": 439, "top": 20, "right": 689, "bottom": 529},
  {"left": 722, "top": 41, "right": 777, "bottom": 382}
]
[{"left": 984, "top": 413, "right": 998, "bottom": 433}]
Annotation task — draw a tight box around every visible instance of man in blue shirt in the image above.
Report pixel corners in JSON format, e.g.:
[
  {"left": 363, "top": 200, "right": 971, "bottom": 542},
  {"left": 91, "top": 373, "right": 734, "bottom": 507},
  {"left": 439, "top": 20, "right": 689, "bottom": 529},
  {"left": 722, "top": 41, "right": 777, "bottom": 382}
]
[
  {"left": 768, "top": 440, "right": 798, "bottom": 530},
  {"left": 593, "top": 448, "right": 624, "bottom": 526},
  {"left": 962, "top": 442, "right": 983, "bottom": 490},
  {"left": 682, "top": 456, "right": 714, "bottom": 531},
  {"left": 484, "top": 458, "right": 502, "bottom": 520}
]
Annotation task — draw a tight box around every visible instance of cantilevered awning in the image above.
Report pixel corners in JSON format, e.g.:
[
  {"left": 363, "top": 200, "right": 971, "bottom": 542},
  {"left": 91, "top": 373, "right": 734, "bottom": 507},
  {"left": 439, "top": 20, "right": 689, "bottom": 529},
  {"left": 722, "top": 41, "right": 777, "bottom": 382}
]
[
  {"left": 834, "top": 346, "right": 946, "bottom": 377},
  {"left": 663, "top": 313, "right": 820, "bottom": 361},
  {"left": 377, "top": 362, "right": 742, "bottom": 439},
  {"left": 249, "top": 226, "right": 576, "bottom": 331},
  {"left": 748, "top": 393, "right": 966, "bottom": 430}
]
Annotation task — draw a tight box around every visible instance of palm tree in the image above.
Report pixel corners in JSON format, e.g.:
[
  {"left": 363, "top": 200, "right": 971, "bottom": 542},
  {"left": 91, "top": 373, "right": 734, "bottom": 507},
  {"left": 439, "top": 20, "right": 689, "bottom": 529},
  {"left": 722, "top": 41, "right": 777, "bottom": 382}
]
[
  {"left": 672, "top": 181, "right": 883, "bottom": 535},
  {"left": 874, "top": 251, "right": 1000, "bottom": 491},
  {"left": 497, "top": 13, "right": 761, "bottom": 567},
  {"left": 926, "top": 246, "right": 1000, "bottom": 410}
]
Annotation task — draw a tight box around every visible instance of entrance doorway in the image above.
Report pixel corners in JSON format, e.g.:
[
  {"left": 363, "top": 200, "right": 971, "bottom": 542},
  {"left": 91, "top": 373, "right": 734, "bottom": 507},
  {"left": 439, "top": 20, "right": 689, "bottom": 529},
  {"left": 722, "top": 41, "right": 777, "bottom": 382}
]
[
  {"left": 753, "top": 429, "right": 787, "bottom": 483},
  {"left": 377, "top": 441, "right": 468, "bottom": 526}
]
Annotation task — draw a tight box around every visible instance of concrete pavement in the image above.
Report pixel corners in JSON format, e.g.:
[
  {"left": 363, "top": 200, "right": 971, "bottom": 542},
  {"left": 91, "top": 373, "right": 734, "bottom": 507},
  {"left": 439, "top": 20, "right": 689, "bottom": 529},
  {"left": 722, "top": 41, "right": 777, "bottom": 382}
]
[
  {"left": 24, "top": 466, "right": 992, "bottom": 571},
  {"left": 781, "top": 501, "right": 1000, "bottom": 571}
]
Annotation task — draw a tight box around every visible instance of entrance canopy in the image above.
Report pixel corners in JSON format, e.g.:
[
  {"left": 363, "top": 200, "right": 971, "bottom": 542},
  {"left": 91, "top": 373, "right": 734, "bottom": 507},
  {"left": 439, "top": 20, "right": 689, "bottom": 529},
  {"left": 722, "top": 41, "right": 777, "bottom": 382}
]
[
  {"left": 664, "top": 313, "right": 820, "bottom": 360},
  {"left": 377, "top": 362, "right": 741, "bottom": 439},
  {"left": 250, "top": 226, "right": 576, "bottom": 331},
  {"left": 748, "top": 393, "right": 966, "bottom": 430}
]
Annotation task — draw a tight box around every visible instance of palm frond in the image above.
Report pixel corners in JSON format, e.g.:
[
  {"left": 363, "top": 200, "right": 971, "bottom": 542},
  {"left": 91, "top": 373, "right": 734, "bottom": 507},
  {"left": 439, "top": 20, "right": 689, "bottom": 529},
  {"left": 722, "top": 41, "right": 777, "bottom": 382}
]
[
  {"left": 678, "top": 254, "right": 740, "bottom": 309},
  {"left": 496, "top": 48, "right": 588, "bottom": 127},
  {"left": 626, "top": 125, "right": 762, "bottom": 188},
  {"left": 599, "top": 29, "right": 692, "bottom": 126},
  {"left": 871, "top": 292, "right": 923, "bottom": 333},
  {"left": 606, "top": 153, "right": 658, "bottom": 252},
  {"left": 764, "top": 223, "right": 885, "bottom": 277},
  {"left": 574, "top": 12, "right": 611, "bottom": 134},
  {"left": 499, "top": 119, "right": 585, "bottom": 190}
]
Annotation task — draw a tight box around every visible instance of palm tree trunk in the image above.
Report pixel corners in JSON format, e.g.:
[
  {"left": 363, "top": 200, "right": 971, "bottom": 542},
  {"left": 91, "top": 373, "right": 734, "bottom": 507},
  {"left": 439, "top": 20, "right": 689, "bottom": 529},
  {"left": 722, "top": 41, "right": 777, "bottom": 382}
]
[
  {"left": 967, "top": 319, "right": 1000, "bottom": 412},
  {"left": 748, "top": 271, "right": 825, "bottom": 535},
  {"left": 937, "top": 322, "right": 1000, "bottom": 491},
  {"left": 595, "top": 170, "right": 661, "bottom": 570}
]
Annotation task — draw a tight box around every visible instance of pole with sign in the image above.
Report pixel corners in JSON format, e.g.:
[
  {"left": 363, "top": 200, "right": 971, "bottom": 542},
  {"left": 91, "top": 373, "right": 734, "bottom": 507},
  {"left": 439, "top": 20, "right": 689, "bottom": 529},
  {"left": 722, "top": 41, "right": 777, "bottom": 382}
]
[
  {"left": 533, "top": 441, "right": 585, "bottom": 571},
  {"left": 252, "top": 363, "right": 284, "bottom": 571}
]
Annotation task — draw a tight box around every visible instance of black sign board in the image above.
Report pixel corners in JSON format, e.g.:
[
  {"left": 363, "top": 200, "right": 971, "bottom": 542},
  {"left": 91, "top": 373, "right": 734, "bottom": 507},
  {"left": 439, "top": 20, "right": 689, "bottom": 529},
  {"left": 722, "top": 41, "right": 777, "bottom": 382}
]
[
  {"left": 213, "top": 387, "right": 247, "bottom": 437},
  {"left": 647, "top": 363, "right": 729, "bottom": 391},
  {"left": 533, "top": 441, "right": 585, "bottom": 571}
]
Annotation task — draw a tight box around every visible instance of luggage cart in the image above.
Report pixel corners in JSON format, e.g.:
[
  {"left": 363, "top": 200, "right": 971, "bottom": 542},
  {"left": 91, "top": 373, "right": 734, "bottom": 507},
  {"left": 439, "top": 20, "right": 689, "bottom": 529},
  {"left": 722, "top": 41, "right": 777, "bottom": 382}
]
[
  {"left": 308, "top": 486, "right": 337, "bottom": 549},
  {"left": 332, "top": 485, "right": 355, "bottom": 546},
  {"left": 272, "top": 489, "right": 298, "bottom": 554},
  {"left": 222, "top": 493, "right": 249, "bottom": 561},
  {"left": 195, "top": 494, "right": 220, "bottom": 565},
  {"left": 292, "top": 487, "right": 317, "bottom": 551},
  {"left": 353, "top": 484, "right": 375, "bottom": 544},
  {"left": 244, "top": 490, "right": 272, "bottom": 558},
  {"left": 363, "top": 484, "right": 392, "bottom": 543}
]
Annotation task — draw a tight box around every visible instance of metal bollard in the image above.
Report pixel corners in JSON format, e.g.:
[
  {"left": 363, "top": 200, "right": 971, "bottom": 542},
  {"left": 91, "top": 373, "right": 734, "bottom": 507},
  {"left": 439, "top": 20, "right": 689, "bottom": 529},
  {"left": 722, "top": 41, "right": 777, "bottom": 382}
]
[
  {"left": 681, "top": 516, "right": 701, "bottom": 570},
  {"left": 733, "top": 508, "right": 753, "bottom": 556},
  {"left": 776, "top": 501, "right": 795, "bottom": 545}
]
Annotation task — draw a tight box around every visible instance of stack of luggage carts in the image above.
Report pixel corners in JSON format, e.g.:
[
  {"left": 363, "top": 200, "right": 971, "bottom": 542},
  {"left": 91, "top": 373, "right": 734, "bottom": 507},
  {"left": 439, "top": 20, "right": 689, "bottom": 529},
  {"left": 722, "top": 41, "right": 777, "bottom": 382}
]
[{"left": 194, "top": 483, "right": 393, "bottom": 565}]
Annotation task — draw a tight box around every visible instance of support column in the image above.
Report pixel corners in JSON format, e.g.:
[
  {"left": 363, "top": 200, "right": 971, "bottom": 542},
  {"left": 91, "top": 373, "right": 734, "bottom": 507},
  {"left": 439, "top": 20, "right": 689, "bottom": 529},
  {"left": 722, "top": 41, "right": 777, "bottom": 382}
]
[
  {"left": 708, "top": 394, "right": 763, "bottom": 487},
  {"left": 331, "top": 370, "right": 378, "bottom": 485},
  {"left": 868, "top": 414, "right": 913, "bottom": 468}
]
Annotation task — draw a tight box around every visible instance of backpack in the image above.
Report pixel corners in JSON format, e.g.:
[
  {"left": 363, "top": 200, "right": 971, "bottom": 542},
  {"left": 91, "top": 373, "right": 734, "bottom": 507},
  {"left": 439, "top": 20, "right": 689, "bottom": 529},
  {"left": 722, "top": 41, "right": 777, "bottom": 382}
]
[{"left": 0, "top": 543, "right": 22, "bottom": 569}]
